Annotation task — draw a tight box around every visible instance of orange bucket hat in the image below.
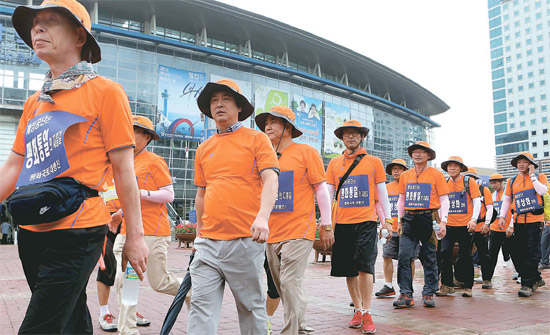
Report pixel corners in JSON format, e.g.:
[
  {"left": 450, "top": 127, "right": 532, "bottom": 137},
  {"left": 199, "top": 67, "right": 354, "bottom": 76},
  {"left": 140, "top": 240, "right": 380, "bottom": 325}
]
[
  {"left": 196, "top": 79, "right": 254, "bottom": 121},
  {"left": 489, "top": 173, "right": 506, "bottom": 181},
  {"left": 385, "top": 158, "right": 409, "bottom": 175},
  {"left": 133, "top": 115, "right": 160, "bottom": 141},
  {"left": 407, "top": 141, "right": 436, "bottom": 161},
  {"left": 254, "top": 106, "right": 303, "bottom": 138},
  {"left": 463, "top": 167, "right": 479, "bottom": 179},
  {"left": 511, "top": 152, "right": 538, "bottom": 168},
  {"left": 334, "top": 120, "right": 369, "bottom": 140},
  {"left": 441, "top": 156, "right": 468, "bottom": 172},
  {"left": 12, "top": 0, "right": 101, "bottom": 63}
]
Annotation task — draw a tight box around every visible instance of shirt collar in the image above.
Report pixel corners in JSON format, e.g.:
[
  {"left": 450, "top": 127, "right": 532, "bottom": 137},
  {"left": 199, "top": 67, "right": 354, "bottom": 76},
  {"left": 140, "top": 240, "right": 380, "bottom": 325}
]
[{"left": 217, "top": 121, "right": 243, "bottom": 134}]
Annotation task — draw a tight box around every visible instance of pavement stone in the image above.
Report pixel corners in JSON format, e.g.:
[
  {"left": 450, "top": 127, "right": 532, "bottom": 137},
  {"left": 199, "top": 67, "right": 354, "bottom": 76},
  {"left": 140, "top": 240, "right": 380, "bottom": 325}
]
[{"left": 1, "top": 240, "right": 549, "bottom": 335}]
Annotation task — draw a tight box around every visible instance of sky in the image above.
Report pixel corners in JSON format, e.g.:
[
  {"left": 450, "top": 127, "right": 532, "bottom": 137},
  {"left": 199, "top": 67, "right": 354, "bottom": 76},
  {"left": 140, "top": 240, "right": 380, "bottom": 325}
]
[{"left": 219, "top": 0, "right": 496, "bottom": 168}]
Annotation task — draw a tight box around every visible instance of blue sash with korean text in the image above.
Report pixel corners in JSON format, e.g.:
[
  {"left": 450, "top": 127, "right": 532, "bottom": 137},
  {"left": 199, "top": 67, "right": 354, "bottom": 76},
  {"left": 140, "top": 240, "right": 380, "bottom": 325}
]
[
  {"left": 404, "top": 183, "right": 431, "bottom": 208},
  {"left": 448, "top": 192, "right": 468, "bottom": 214},
  {"left": 388, "top": 195, "right": 399, "bottom": 217},
  {"left": 493, "top": 200, "right": 503, "bottom": 217},
  {"left": 339, "top": 175, "right": 369, "bottom": 207},
  {"left": 514, "top": 189, "right": 541, "bottom": 214},
  {"left": 273, "top": 171, "right": 294, "bottom": 212},
  {"left": 17, "top": 110, "right": 87, "bottom": 187}
]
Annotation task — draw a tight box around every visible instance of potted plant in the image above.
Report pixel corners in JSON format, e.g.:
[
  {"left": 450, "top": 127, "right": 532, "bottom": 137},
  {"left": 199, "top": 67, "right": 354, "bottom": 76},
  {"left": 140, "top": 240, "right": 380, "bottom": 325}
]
[{"left": 174, "top": 221, "right": 197, "bottom": 248}]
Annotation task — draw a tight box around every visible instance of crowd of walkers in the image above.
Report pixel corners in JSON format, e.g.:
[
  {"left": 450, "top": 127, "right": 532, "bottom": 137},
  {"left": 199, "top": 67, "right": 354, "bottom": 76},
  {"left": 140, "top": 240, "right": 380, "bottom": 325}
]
[{"left": 0, "top": 1, "right": 548, "bottom": 335}]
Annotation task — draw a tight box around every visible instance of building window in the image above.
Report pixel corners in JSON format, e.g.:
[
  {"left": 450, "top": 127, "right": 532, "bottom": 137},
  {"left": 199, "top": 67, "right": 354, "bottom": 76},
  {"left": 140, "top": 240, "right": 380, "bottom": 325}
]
[
  {"left": 529, "top": 96, "right": 535, "bottom": 103},
  {"left": 519, "top": 99, "right": 524, "bottom": 105},
  {"left": 525, "top": 27, "right": 532, "bottom": 34},
  {"left": 526, "top": 38, "right": 532, "bottom": 45},
  {"left": 530, "top": 108, "right": 536, "bottom": 114},
  {"left": 544, "top": 140, "right": 549, "bottom": 145},
  {"left": 517, "top": 64, "right": 522, "bottom": 70},
  {"left": 545, "top": 152, "right": 549, "bottom": 157},
  {"left": 519, "top": 85, "right": 524, "bottom": 91},
  {"left": 509, "top": 101, "right": 514, "bottom": 107},
  {"left": 527, "top": 49, "right": 533, "bottom": 56},
  {"left": 543, "top": 116, "right": 549, "bottom": 123},
  {"left": 528, "top": 71, "right": 534, "bottom": 78},
  {"left": 532, "top": 142, "right": 538, "bottom": 147},
  {"left": 543, "top": 129, "right": 548, "bottom": 134},
  {"left": 510, "top": 123, "right": 516, "bottom": 129},
  {"left": 529, "top": 83, "right": 534, "bottom": 89},
  {"left": 534, "top": 153, "right": 538, "bottom": 158},
  {"left": 520, "top": 110, "right": 525, "bottom": 116},
  {"left": 510, "top": 112, "right": 515, "bottom": 118},
  {"left": 532, "top": 130, "right": 537, "bottom": 135},
  {"left": 531, "top": 119, "right": 536, "bottom": 125},
  {"left": 520, "top": 121, "right": 526, "bottom": 127},
  {"left": 540, "top": 80, "right": 546, "bottom": 86},
  {"left": 518, "top": 74, "right": 523, "bottom": 80}
]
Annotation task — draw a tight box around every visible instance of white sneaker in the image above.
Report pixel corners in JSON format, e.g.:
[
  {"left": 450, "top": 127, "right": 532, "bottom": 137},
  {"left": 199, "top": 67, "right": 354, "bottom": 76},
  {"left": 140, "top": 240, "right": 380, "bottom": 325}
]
[
  {"left": 99, "top": 314, "right": 117, "bottom": 332},
  {"left": 136, "top": 312, "right": 150, "bottom": 327}
]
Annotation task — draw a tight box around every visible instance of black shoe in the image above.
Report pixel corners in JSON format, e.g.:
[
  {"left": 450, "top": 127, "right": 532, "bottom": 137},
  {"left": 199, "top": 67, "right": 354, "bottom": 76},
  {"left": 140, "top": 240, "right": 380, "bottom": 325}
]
[
  {"left": 533, "top": 279, "right": 546, "bottom": 291},
  {"left": 422, "top": 295, "right": 435, "bottom": 308},
  {"left": 393, "top": 293, "right": 414, "bottom": 309},
  {"left": 349, "top": 301, "right": 354, "bottom": 307},
  {"left": 375, "top": 285, "right": 396, "bottom": 297}
]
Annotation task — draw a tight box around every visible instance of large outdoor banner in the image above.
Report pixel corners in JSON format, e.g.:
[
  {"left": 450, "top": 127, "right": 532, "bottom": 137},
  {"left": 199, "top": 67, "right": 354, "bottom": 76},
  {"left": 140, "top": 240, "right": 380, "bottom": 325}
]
[
  {"left": 156, "top": 65, "right": 206, "bottom": 140},
  {"left": 291, "top": 94, "right": 323, "bottom": 152},
  {"left": 254, "top": 84, "right": 289, "bottom": 115},
  {"left": 323, "top": 101, "right": 350, "bottom": 158}
]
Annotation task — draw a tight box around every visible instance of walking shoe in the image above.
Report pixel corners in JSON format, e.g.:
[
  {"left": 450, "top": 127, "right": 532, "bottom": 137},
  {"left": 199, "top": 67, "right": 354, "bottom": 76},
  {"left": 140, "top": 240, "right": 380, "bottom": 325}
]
[
  {"left": 533, "top": 279, "right": 546, "bottom": 291},
  {"left": 518, "top": 286, "right": 532, "bottom": 297},
  {"left": 393, "top": 293, "right": 414, "bottom": 309},
  {"left": 422, "top": 295, "right": 435, "bottom": 308},
  {"left": 512, "top": 272, "right": 519, "bottom": 280},
  {"left": 474, "top": 277, "right": 483, "bottom": 284},
  {"left": 482, "top": 280, "right": 493, "bottom": 289},
  {"left": 375, "top": 285, "right": 396, "bottom": 297},
  {"left": 453, "top": 279, "right": 464, "bottom": 288},
  {"left": 462, "top": 288, "right": 473, "bottom": 297},
  {"left": 435, "top": 285, "right": 455, "bottom": 296},
  {"left": 349, "top": 310, "right": 363, "bottom": 328},
  {"left": 539, "top": 263, "right": 550, "bottom": 270},
  {"left": 298, "top": 326, "right": 314, "bottom": 334},
  {"left": 516, "top": 277, "right": 521, "bottom": 284},
  {"left": 136, "top": 312, "right": 150, "bottom": 327},
  {"left": 361, "top": 312, "right": 376, "bottom": 334},
  {"left": 99, "top": 314, "right": 117, "bottom": 332}
]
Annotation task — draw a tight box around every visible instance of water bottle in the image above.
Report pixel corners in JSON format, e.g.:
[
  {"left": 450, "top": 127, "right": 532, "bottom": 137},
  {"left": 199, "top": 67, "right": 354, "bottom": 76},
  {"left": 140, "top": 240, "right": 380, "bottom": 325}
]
[
  {"left": 381, "top": 228, "right": 389, "bottom": 244},
  {"left": 432, "top": 221, "right": 441, "bottom": 240},
  {"left": 121, "top": 262, "right": 140, "bottom": 305}
]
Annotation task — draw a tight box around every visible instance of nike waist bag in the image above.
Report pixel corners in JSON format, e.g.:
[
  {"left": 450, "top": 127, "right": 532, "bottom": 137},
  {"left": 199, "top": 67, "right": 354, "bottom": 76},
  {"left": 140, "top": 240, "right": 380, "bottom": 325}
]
[{"left": 6, "top": 177, "right": 98, "bottom": 226}]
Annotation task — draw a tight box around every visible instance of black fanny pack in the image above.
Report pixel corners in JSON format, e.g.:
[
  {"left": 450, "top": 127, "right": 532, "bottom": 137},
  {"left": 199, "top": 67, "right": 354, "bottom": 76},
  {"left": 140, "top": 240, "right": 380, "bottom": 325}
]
[{"left": 6, "top": 177, "right": 98, "bottom": 226}]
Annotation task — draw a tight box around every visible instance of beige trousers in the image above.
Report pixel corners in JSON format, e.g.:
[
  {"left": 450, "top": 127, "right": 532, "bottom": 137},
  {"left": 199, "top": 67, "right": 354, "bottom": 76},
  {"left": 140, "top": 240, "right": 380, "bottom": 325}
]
[
  {"left": 113, "top": 234, "right": 182, "bottom": 335},
  {"left": 266, "top": 238, "right": 314, "bottom": 335}
]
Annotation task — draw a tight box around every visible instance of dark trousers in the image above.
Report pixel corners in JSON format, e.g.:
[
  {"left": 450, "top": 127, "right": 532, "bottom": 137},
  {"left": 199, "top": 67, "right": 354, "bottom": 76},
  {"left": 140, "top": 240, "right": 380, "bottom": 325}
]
[
  {"left": 540, "top": 225, "right": 550, "bottom": 265},
  {"left": 397, "top": 212, "right": 438, "bottom": 296},
  {"left": 487, "top": 230, "right": 513, "bottom": 280},
  {"left": 18, "top": 225, "right": 107, "bottom": 334},
  {"left": 472, "top": 232, "right": 491, "bottom": 280},
  {"left": 511, "top": 222, "right": 542, "bottom": 288},
  {"left": 441, "top": 226, "right": 473, "bottom": 288}
]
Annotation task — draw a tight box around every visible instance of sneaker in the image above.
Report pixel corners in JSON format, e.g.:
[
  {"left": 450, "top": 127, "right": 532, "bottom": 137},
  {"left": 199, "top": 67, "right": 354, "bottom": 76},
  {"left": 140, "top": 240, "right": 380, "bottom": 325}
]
[
  {"left": 349, "top": 310, "right": 363, "bottom": 328},
  {"left": 422, "top": 295, "right": 435, "bottom": 308},
  {"left": 518, "top": 286, "right": 532, "bottom": 297},
  {"left": 267, "top": 319, "right": 272, "bottom": 335},
  {"left": 298, "top": 326, "right": 314, "bottom": 334},
  {"left": 516, "top": 277, "right": 521, "bottom": 284},
  {"left": 462, "top": 288, "right": 473, "bottom": 297},
  {"left": 453, "top": 279, "right": 464, "bottom": 288},
  {"left": 539, "top": 263, "right": 550, "bottom": 270},
  {"left": 393, "top": 293, "right": 414, "bottom": 309},
  {"left": 482, "top": 280, "right": 493, "bottom": 289},
  {"left": 136, "top": 312, "right": 150, "bottom": 327},
  {"left": 99, "top": 314, "right": 117, "bottom": 332},
  {"left": 375, "top": 285, "right": 396, "bottom": 297},
  {"left": 474, "top": 277, "right": 483, "bottom": 284},
  {"left": 361, "top": 313, "right": 376, "bottom": 334},
  {"left": 533, "top": 279, "right": 546, "bottom": 291},
  {"left": 435, "top": 285, "right": 455, "bottom": 296},
  {"left": 512, "top": 272, "right": 519, "bottom": 280}
]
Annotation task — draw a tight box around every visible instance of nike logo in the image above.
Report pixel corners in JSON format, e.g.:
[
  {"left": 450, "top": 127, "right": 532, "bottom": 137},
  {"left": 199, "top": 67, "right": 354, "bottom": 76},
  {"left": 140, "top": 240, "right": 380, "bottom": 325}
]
[{"left": 39, "top": 206, "right": 50, "bottom": 215}]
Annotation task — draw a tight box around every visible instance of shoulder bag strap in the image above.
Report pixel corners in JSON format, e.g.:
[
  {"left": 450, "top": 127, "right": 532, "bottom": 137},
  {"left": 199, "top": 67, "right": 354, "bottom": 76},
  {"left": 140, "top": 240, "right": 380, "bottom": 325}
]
[{"left": 334, "top": 154, "right": 365, "bottom": 200}]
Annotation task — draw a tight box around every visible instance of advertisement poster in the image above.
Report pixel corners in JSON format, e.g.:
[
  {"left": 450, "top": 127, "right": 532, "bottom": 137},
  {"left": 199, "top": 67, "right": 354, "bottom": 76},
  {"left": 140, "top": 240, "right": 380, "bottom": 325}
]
[
  {"left": 156, "top": 65, "right": 206, "bottom": 140},
  {"left": 291, "top": 94, "right": 323, "bottom": 152},
  {"left": 254, "top": 84, "right": 289, "bottom": 116},
  {"left": 323, "top": 101, "right": 350, "bottom": 158}
]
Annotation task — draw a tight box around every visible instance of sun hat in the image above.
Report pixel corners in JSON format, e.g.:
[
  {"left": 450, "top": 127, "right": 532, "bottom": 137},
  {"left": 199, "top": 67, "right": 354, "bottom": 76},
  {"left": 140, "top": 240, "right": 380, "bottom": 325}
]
[
  {"left": 196, "top": 79, "right": 254, "bottom": 121},
  {"left": 489, "top": 173, "right": 506, "bottom": 181},
  {"left": 133, "top": 115, "right": 160, "bottom": 140},
  {"left": 334, "top": 120, "right": 369, "bottom": 140},
  {"left": 463, "top": 167, "right": 479, "bottom": 179},
  {"left": 385, "top": 158, "right": 409, "bottom": 175},
  {"left": 441, "top": 156, "right": 468, "bottom": 173},
  {"left": 254, "top": 106, "right": 303, "bottom": 138},
  {"left": 407, "top": 141, "right": 436, "bottom": 161},
  {"left": 12, "top": 0, "right": 101, "bottom": 63},
  {"left": 511, "top": 152, "right": 538, "bottom": 169}
]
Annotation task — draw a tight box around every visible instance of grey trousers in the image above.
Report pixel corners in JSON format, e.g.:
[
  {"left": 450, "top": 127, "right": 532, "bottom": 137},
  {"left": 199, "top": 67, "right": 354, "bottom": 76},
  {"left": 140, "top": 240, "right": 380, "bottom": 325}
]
[{"left": 188, "top": 237, "right": 267, "bottom": 335}]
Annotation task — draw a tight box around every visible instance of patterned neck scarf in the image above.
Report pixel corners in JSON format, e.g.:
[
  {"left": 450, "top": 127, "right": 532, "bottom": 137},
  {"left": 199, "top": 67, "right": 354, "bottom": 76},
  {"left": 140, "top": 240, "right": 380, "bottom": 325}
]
[{"left": 38, "top": 61, "right": 98, "bottom": 104}]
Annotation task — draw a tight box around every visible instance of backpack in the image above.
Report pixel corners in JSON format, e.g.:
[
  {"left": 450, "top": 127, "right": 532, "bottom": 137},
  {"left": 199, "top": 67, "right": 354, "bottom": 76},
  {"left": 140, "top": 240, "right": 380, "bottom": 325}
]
[{"left": 508, "top": 174, "right": 545, "bottom": 216}]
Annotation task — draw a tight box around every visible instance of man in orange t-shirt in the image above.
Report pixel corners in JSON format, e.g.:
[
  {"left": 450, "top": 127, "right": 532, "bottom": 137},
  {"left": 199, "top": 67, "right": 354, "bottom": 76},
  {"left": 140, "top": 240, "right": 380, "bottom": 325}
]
[
  {"left": 436, "top": 157, "right": 481, "bottom": 298},
  {"left": 256, "top": 106, "right": 332, "bottom": 335},
  {"left": 375, "top": 159, "right": 419, "bottom": 298},
  {"left": 394, "top": 142, "right": 449, "bottom": 309},
  {"left": 0, "top": 1, "right": 147, "bottom": 333},
  {"left": 189, "top": 79, "right": 279, "bottom": 335},
  {"left": 498, "top": 152, "right": 548, "bottom": 297},
  {"left": 326, "top": 120, "right": 392, "bottom": 334}
]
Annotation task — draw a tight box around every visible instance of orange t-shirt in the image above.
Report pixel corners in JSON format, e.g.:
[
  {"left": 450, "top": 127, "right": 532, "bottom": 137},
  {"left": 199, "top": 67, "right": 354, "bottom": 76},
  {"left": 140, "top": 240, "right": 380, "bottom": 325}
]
[
  {"left": 386, "top": 180, "right": 400, "bottom": 231},
  {"left": 267, "top": 143, "right": 326, "bottom": 243},
  {"left": 446, "top": 175, "right": 481, "bottom": 227},
  {"left": 505, "top": 173, "right": 548, "bottom": 223},
  {"left": 399, "top": 167, "right": 449, "bottom": 210},
  {"left": 490, "top": 189, "right": 512, "bottom": 232},
  {"left": 326, "top": 148, "right": 386, "bottom": 224},
  {"left": 194, "top": 127, "right": 279, "bottom": 240},
  {"left": 12, "top": 77, "right": 135, "bottom": 232},
  {"left": 121, "top": 151, "right": 172, "bottom": 236},
  {"left": 475, "top": 185, "right": 494, "bottom": 232}
]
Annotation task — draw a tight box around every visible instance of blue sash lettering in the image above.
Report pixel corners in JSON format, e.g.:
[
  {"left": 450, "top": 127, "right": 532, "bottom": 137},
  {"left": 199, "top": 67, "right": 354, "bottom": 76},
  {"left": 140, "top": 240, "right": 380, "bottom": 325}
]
[
  {"left": 273, "top": 171, "right": 294, "bottom": 212},
  {"left": 404, "top": 183, "right": 431, "bottom": 208},
  {"left": 388, "top": 195, "right": 399, "bottom": 217},
  {"left": 339, "top": 175, "right": 369, "bottom": 207},
  {"left": 493, "top": 200, "right": 502, "bottom": 216},
  {"left": 17, "top": 110, "right": 87, "bottom": 187},
  {"left": 514, "top": 189, "right": 541, "bottom": 214},
  {"left": 448, "top": 192, "right": 468, "bottom": 214}
]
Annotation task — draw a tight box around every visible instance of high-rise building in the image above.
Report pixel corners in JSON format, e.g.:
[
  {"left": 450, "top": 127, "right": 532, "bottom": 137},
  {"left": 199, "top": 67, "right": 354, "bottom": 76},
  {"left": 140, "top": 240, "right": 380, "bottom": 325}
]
[{"left": 488, "top": 0, "right": 550, "bottom": 177}]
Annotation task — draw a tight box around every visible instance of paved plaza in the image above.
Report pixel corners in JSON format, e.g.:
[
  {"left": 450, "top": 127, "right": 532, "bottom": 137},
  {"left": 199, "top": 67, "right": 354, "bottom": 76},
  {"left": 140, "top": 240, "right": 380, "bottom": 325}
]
[{"left": 1, "top": 241, "right": 549, "bottom": 335}]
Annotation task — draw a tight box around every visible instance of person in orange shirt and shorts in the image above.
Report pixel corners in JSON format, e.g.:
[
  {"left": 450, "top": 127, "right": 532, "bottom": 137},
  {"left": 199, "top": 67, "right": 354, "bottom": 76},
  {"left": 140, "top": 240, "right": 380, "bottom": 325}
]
[
  {"left": 436, "top": 157, "right": 481, "bottom": 298},
  {"left": 189, "top": 79, "right": 279, "bottom": 335},
  {"left": 375, "top": 159, "right": 419, "bottom": 298},
  {"left": 498, "top": 152, "right": 548, "bottom": 297},
  {"left": 0, "top": 1, "right": 148, "bottom": 333},
  {"left": 326, "top": 120, "right": 393, "bottom": 334},
  {"left": 394, "top": 142, "right": 449, "bottom": 309},
  {"left": 255, "top": 106, "right": 333, "bottom": 335}
]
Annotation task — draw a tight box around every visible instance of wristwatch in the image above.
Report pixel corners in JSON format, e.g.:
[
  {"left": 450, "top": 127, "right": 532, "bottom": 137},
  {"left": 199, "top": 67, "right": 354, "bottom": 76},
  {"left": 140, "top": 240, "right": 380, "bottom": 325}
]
[
  {"left": 385, "top": 218, "right": 393, "bottom": 224},
  {"left": 322, "top": 225, "right": 333, "bottom": 231}
]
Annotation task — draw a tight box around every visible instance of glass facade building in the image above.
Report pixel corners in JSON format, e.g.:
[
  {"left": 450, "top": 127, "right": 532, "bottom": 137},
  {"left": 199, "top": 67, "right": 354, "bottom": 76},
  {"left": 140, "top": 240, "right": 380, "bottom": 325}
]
[{"left": 0, "top": 0, "right": 448, "bottom": 218}]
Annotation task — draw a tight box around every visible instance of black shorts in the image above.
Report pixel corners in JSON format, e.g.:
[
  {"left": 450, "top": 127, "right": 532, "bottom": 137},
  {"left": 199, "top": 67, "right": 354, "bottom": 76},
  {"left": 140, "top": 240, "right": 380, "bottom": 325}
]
[
  {"left": 96, "top": 226, "right": 119, "bottom": 287},
  {"left": 331, "top": 221, "right": 378, "bottom": 277},
  {"left": 264, "top": 255, "right": 280, "bottom": 299},
  {"left": 382, "top": 233, "right": 420, "bottom": 260}
]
